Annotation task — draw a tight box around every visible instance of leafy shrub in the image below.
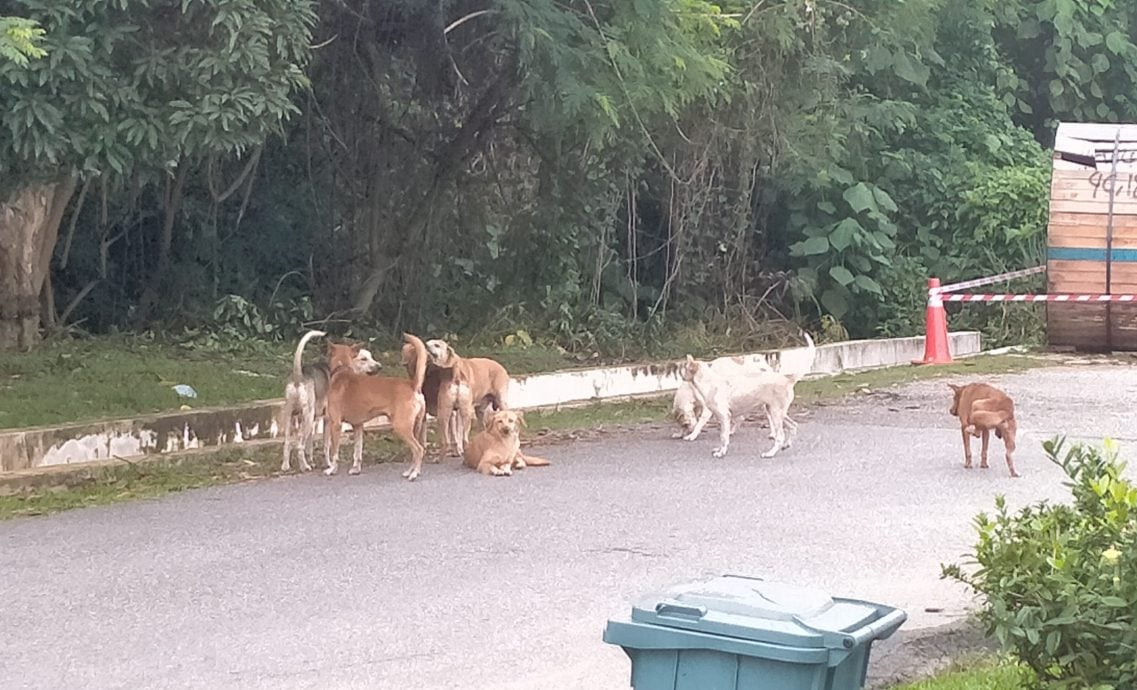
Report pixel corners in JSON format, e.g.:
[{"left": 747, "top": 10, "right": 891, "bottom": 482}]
[{"left": 944, "top": 438, "right": 1137, "bottom": 688}]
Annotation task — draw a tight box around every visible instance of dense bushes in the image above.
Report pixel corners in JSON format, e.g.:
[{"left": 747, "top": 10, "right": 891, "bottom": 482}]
[{"left": 945, "top": 439, "right": 1137, "bottom": 688}]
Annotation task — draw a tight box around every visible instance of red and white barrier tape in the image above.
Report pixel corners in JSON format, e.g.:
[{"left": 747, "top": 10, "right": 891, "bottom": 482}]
[
  {"left": 942, "top": 293, "right": 1137, "bottom": 303},
  {"left": 933, "top": 265, "right": 1046, "bottom": 294}
]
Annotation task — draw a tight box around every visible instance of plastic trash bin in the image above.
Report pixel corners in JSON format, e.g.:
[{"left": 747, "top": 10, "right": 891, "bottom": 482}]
[{"left": 603, "top": 574, "right": 907, "bottom": 690}]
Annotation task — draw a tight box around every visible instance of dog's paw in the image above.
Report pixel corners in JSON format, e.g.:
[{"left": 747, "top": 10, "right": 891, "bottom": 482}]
[
  {"left": 348, "top": 465, "right": 361, "bottom": 476},
  {"left": 712, "top": 446, "right": 728, "bottom": 458},
  {"left": 324, "top": 466, "right": 338, "bottom": 476},
  {"left": 682, "top": 432, "right": 700, "bottom": 442},
  {"left": 280, "top": 462, "right": 291, "bottom": 472},
  {"left": 761, "top": 447, "right": 778, "bottom": 458},
  {"left": 403, "top": 468, "right": 420, "bottom": 481},
  {"left": 670, "top": 430, "right": 687, "bottom": 439}
]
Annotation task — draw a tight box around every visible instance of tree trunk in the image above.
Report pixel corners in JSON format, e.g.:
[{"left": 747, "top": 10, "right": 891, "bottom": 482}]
[
  {"left": 0, "top": 177, "right": 77, "bottom": 350},
  {"left": 133, "top": 162, "right": 188, "bottom": 326}
]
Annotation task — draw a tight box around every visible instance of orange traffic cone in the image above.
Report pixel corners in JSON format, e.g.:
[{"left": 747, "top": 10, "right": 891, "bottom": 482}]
[{"left": 913, "top": 277, "right": 953, "bottom": 365}]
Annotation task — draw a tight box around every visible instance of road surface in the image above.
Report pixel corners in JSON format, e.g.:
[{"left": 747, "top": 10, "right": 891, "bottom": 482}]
[{"left": 2, "top": 362, "right": 1133, "bottom": 689}]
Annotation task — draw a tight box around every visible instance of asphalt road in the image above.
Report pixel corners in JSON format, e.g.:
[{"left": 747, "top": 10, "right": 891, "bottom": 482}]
[{"left": 2, "top": 363, "right": 1134, "bottom": 690}]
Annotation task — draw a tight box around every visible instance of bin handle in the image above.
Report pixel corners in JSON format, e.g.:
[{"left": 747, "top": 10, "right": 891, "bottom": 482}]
[
  {"left": 654, "top": 602, "right": 707, "bottom": 619},
  {"left": 791, "top": 607, "right": 908, "bottom": 650}
]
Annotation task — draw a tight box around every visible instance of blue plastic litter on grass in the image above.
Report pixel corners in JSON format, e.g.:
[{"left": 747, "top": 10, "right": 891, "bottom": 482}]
[{"left": 172, "top": 384, "right": 198, "bottom": 399}]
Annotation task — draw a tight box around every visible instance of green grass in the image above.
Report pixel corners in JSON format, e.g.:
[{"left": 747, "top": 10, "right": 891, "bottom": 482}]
[
  {"left": 0, "top": 353, "right": 1053, "bottom": 520},
  {"left": 892, "top": 658, "right": 1026, "bottom": 689},
  {"left": 0, "top": 336, "right": 604, "bottom": 430}
]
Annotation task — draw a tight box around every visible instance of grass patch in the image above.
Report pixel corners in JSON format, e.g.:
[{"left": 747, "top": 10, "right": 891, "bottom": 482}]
[
  {"left": 891, "top": 658, "right": 1026, "bottom": 689},
  {"left": 0, "top": 353, "right": 1054, "bottom": 520},
  {"left": 0, "top": 336, "right": 608, "bottom": 430}
]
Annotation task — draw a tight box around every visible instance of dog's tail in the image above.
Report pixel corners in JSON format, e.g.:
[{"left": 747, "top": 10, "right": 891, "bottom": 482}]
[
  {"left": 519, "top": 452, "right": 551, "bottom": 467},
  {"left": 786, "top": 330, "right": 817, "bottom": 384},
  {"left": 403, "top": 333, "right": 428, "bottom": 393},
  {"left": 291, "top": 329, "right": 327, "bottom": 382}
]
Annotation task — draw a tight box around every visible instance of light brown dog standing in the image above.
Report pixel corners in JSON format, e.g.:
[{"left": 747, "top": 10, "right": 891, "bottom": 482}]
[
  {"left": 462, "top": 409, "right": 550, "bottom": 477},
  {"left": 420, "top": 339, "right": 511, "bottom": 456},
  {"left": 324, "top": 334, "right": 428, "bottom": 480},
  {"left": 948, "top": 382, "right": 1018, "bottom": 477}
]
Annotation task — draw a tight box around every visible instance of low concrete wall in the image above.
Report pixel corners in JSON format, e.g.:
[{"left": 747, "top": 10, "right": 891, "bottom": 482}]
[{"left": 0, "top": 332, "right": 980, "bottom": 473}]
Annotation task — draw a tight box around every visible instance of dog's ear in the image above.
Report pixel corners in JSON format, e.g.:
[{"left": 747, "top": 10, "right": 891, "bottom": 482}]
[
  {"left": 947, "top": 383, "right": 961, "bottom": 392},
  {"left": 685, "top": 354, "right": 694, "bottom": 363}
]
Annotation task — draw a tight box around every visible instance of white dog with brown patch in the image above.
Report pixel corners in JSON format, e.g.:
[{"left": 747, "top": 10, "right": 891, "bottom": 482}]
[
  {"left": 671, "top": 354, "right": 773, "bottom": 439},
  {"left": 679, "top": 332, "right": 815, "bottom": 458}
]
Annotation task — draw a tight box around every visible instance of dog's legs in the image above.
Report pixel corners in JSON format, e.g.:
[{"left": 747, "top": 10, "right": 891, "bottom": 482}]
[
  {"left": 348, "top": 426, "right": 365, "bottom": 475},
  {"left": 765, "top": 405, "right": 775, "bottom": 440},
  {"left": 711, "top": 403, "right": 732, "bottom": 458},
  {"left": 781, "top": 414, "right": 798, "bottom": 449},
  {"left": 979, "top": 429, "right": 991, "bottom": 469},
  {"left": 762, "top": 407, "right": 786, "bottom": 458},
  {"left": 324, "top": 418, "right": 343, "bottom": 476},
  {"left": 281, "top": 402, "right": 294, "bottom": 472},
  {"left": 1002, "top": 424, "right": 1019, "bottom": 478},
  {"left": 959, "top": 427, "right": 973, "bottom": 469},
  {"left": 299, "top": 398, "right": 315, "bottom": 473},
  {"left": 397, "top": 402, "right": 427, "bottom": 481},
  {"left": 436, "top": 386, "right": 458, "bottom": 459},
  {"left": 684, "top": 405, "right": 713, "bottom": 442}
]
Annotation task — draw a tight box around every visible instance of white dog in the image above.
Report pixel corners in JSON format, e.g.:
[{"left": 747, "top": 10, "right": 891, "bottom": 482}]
[
  {"left": 670, "top": 355, "right": 773, "bottom": 438},
  {"left": 679, "top": 332, "right": 815, "bottom": 458}
]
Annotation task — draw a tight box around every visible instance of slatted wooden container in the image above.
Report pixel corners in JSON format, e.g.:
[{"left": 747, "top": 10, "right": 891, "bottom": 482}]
[{"left": 1048, "top": 122, "right": 1137, "bottom": 350}]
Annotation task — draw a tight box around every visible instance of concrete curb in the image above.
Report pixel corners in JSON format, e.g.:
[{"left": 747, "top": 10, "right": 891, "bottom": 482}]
[{"left": 0, "top": 332, "right": 981, "bottom": 476}]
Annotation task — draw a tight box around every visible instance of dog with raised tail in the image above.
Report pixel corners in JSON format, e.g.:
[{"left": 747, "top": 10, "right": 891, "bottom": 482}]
[
  {"left": 324, "top": 333, "right": 429, "bottom": 480},
  {"left": 280, "top": 329, "right": 380, "bottom": 473},
  {"left": 403, "top": 338, "right": 510, "bottom": 458},
  {"left": 680, "top": 331, "right": 815, "bottom": 458},
  {"left": 948, "top": 382, "right": 1018, "bottom": 477}
]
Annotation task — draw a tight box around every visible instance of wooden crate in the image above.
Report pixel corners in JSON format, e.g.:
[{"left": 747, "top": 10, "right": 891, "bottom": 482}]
[{"left": 1047, "top": 122, "right": 1137, "bottom": 350}]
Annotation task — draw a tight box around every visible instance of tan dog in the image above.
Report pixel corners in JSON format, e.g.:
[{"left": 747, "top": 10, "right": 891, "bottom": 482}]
[
  {"left": 462, "top": 409, "right": 550, "bottom": 476},
  {"left": 324, "top": 334, "right": 428, "bottom": 480},
  {"left": 422, "top": 339, "right": 511, "bottom": 456},
  {"left": 280, "top": 329, "right": 381, "bottom": 473},
  {"left": 679, "top": 332, "right": 814, "bottom": 458},
  {"left": 948, "top": 382, "right": 1018, "bottom": 477},
  {"left": 401, "top": 342, "right": 469, "bottom": 459}
]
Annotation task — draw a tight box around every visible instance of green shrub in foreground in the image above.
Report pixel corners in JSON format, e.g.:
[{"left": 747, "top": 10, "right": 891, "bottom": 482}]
[{"left": 944, "top": 438, "right": 1137, "bottom": 688}]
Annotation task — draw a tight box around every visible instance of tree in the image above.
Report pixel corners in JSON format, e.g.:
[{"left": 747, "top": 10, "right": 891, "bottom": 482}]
[
  {"left": 0, "top": 0, "right": 314, "bottom": 349},
  {"left": 0, "top": 15, "right": 45, "bottom": 65}
]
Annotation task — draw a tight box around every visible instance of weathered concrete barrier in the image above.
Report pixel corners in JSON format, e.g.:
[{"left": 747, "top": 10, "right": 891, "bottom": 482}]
[{"left": 0, "top": 332, "right": 981, "bottom": 473}]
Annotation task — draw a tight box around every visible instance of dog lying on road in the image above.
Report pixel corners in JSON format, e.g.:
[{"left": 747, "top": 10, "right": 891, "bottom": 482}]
[
  {"left": 324, "top": 334, "right": 429, "bottom": 480},
  {"left": 671, "top": 355, "right": 773, "bottom": 439},
  {"left": 462, "top": 409, "right": 549, "bottom": 476},
  {"left": 948, "top": 382, "right": 1018, "bottom": 477},
  {"left": 280, "top": 330, "right": 380, "bottom": 473},
  {"left": 680, "top": 333, "right": 815, "bottom": 458}
]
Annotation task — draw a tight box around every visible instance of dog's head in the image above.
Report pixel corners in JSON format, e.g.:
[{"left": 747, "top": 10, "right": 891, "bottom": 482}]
[
  {"left": 328, "top": 341, "right": 381, "bottom": 374},
  {"left": 425, "top": 339, "right": 458, "bottom": 368},
  {"left": 947, "top": 383, "right": 963, "bottom": 417},
  {"left": 679, "top": 355, "right": 701, "bottom": 382},
  {"left": 488, "top": 409, "right": 525, "bottom": 438}
]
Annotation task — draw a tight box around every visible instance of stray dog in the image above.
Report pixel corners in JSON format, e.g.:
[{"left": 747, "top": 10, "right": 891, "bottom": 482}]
[
  {"left": 280, "top": 330, "right": 380, "bottom": 472},
  {"left": 680, "top": 332, "right": 815, "bottom": 458},
  {"left": 948, "top": 382, "right": 1018, "bottom": 477},
  {"left": 411, "top": 339, "right": 511, "bottom": 457},
  {"left": 671, "top": 355, "right": 773, "bottom": 439},
  {"left": 462, "top": 409, "right": 550, "bottom": 476},
  {"left": 401, "top": 343, "right": 468, "bottom": 458},
  {"left": 324, "top": 334, "right": 429, "bottom": 480}
]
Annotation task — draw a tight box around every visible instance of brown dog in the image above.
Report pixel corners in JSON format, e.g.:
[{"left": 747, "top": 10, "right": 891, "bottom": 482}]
[
  {"left": 404, "top": 339, "right": 510, "bottom": 457},
  {"left": 324, "top": 334, "right": 428, "bottom": 480},
  {"left": 462, "top": 409, "right": 550, "bottom": 476},
  {"left": 948, "top": 382, "right": 1018, "bottom": 477}
]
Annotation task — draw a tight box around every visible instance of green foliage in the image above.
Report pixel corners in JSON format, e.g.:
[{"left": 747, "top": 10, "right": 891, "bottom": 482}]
[
  {"left": 994, "top": 0, "right": 1137, "bottom": 126},
  {"left": 944, "top": 438, "right": 1137, "bottom": 688},
  {"left": 0, "top": 15, "right": 46, "bottom": 66},
  {"left": 0, "top": 0, "right": 314, "bottom": 183}
]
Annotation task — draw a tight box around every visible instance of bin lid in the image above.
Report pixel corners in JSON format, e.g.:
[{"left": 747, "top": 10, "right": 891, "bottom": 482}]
[{"left": 629, "top": 575, "right": 884, "bottom": 650}]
